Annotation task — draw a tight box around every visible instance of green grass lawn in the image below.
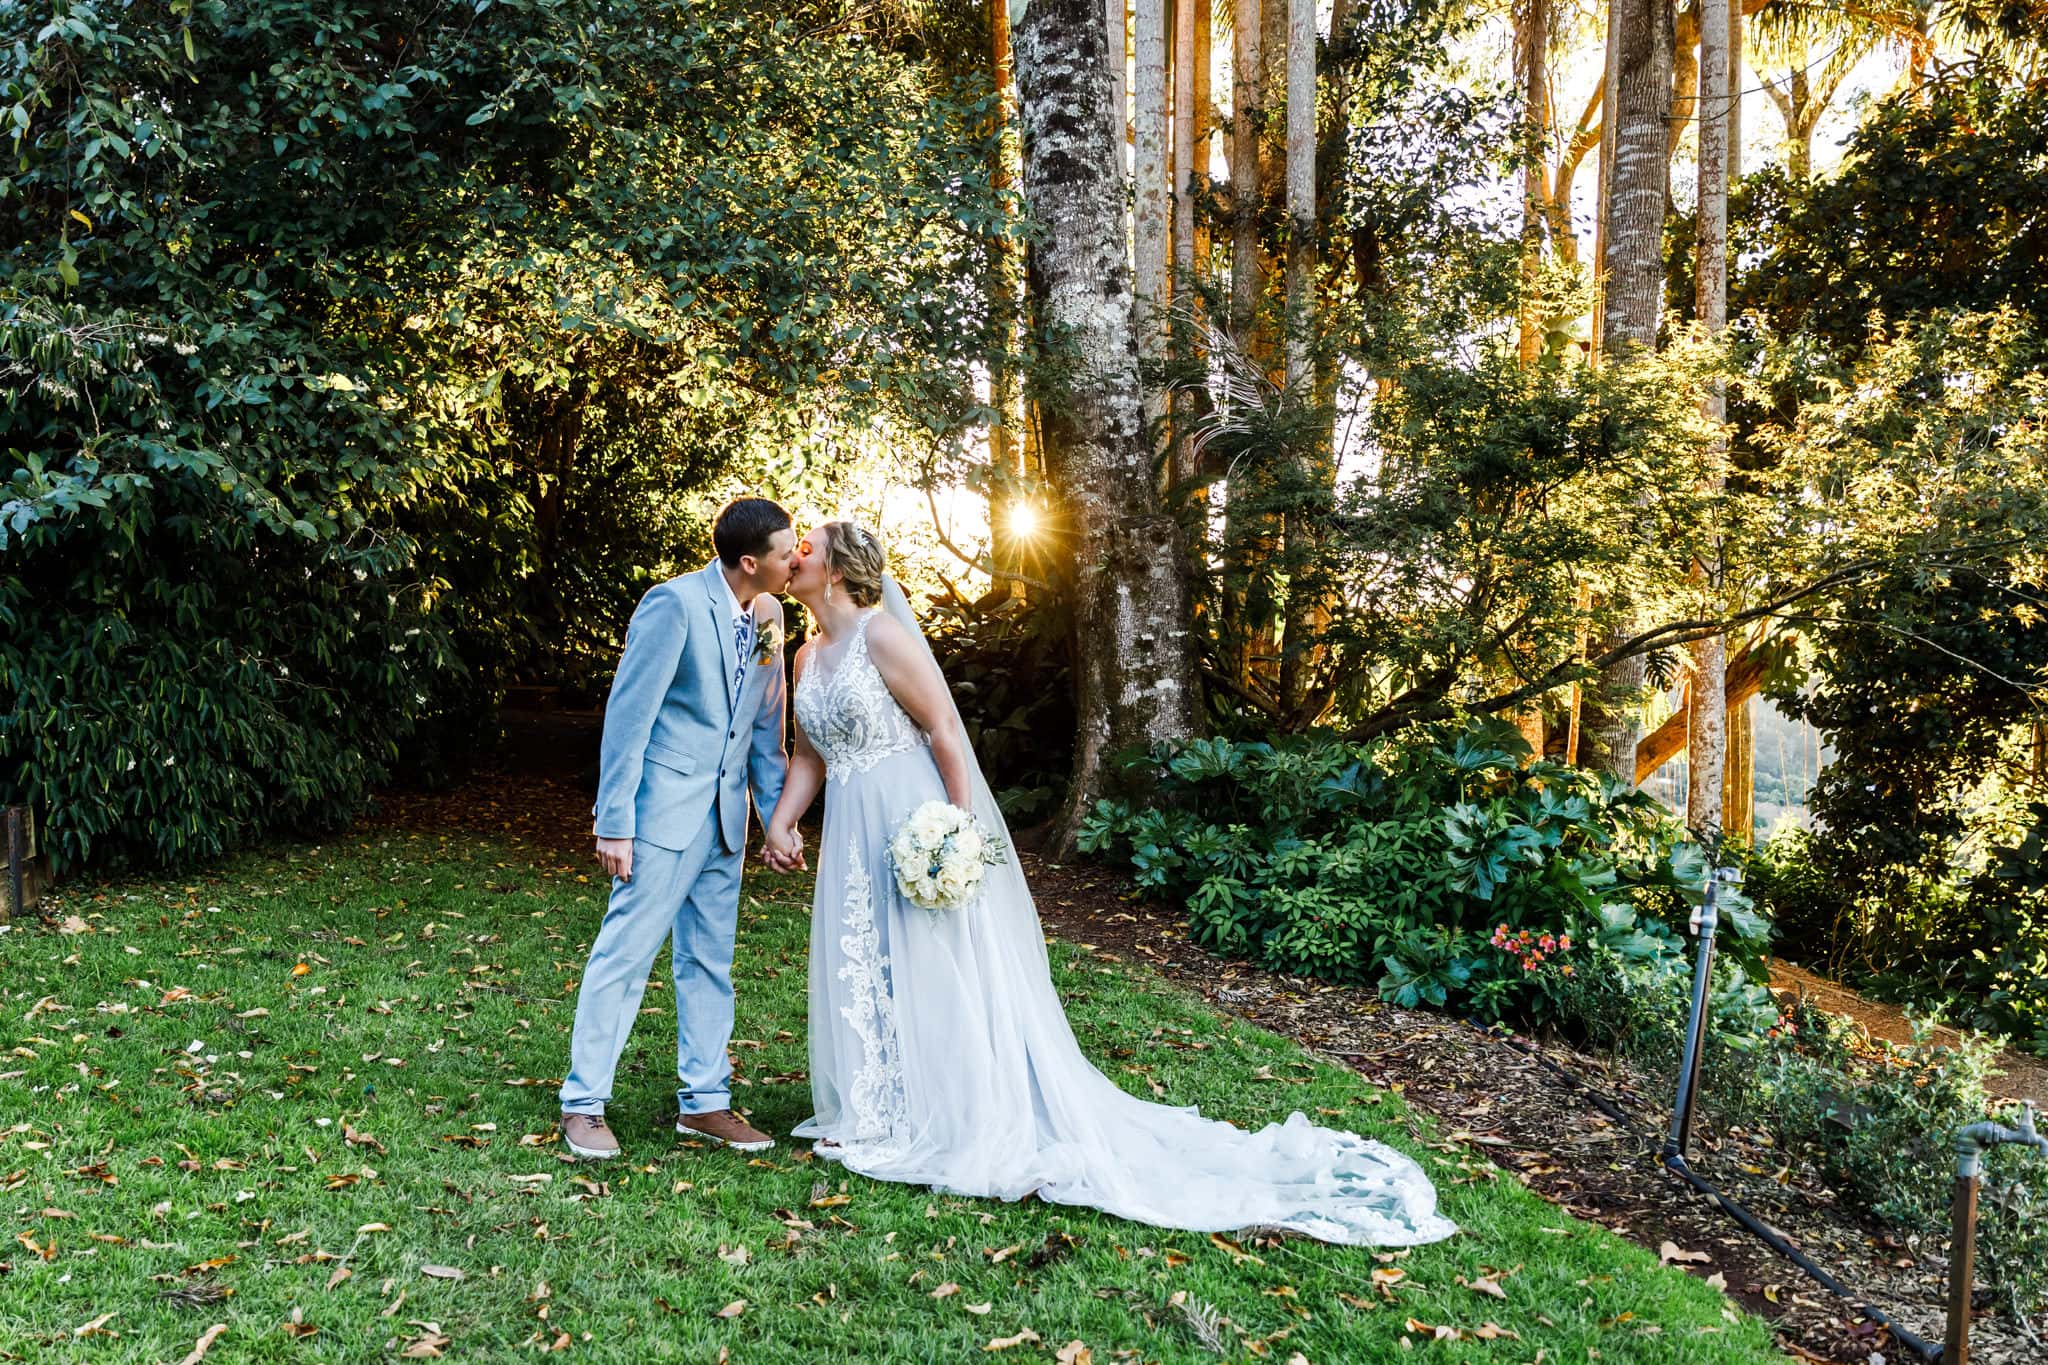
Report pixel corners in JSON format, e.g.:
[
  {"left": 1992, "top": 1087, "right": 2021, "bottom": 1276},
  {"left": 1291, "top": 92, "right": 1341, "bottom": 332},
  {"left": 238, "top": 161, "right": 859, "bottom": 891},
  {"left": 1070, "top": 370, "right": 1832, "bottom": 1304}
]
[{"left": 0, "top": 832, "right": 1779, "bottom": 1363}]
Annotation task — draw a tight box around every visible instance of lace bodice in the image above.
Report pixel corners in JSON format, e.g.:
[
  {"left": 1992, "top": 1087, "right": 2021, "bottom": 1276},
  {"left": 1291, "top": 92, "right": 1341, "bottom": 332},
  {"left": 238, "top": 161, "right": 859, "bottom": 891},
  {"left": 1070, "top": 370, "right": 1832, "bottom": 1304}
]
[{"left": 793, "top": 611, "right": 928, "bottom": 782}]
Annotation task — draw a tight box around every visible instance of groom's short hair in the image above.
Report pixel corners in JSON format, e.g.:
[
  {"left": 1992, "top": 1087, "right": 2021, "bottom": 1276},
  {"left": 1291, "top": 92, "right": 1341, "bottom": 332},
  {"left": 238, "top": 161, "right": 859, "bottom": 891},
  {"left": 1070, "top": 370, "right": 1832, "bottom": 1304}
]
[{"left": 712, "top": 497, "right": 792, "bottom": 567}]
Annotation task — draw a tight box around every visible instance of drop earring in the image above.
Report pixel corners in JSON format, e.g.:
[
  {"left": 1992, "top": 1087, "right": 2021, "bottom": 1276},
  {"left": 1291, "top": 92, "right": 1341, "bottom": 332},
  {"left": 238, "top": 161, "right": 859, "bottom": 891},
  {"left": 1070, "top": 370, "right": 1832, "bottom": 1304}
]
[{"left": 824, "top": 580, "right": 834, "bottom": 608}]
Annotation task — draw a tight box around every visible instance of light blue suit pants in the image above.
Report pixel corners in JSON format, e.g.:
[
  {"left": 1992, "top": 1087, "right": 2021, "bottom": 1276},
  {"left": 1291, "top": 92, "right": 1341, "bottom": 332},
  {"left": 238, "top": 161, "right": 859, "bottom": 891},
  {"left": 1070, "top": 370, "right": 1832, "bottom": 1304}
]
[{"left": 559, "top": 805, "right": 742, "bottom": 1117}]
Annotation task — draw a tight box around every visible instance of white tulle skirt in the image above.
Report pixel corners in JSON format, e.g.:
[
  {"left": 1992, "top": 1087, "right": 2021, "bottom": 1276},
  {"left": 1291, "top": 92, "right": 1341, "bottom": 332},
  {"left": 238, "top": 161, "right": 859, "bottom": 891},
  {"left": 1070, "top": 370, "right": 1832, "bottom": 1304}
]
[{"left": 791, "top": 743, "right": 1456, "bottom": 1247}]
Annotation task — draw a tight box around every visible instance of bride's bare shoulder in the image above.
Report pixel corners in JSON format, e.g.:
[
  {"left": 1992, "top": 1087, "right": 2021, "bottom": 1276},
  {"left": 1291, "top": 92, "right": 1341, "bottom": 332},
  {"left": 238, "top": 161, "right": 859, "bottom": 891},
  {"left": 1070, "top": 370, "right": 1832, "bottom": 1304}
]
[{"left": 861, "top": 609, "right": 916, "bottom": 657}]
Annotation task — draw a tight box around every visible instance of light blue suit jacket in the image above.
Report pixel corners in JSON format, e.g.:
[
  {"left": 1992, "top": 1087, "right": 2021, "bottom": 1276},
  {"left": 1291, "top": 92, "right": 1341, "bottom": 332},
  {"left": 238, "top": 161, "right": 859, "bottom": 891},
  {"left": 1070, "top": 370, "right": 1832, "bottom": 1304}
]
[{"left": 591, "top": 563, "right": 788, "bottom": 855}]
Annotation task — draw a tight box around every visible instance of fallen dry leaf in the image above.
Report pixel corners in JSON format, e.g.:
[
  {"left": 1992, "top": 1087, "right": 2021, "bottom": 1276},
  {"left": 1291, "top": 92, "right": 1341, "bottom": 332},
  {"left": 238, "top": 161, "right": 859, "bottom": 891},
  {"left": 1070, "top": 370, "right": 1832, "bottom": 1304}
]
[
  {"left": 715, "top": 1299, "right": 747, "bottom": 1319},
  {"left": 1056, "top": 1343, "right": 1093, "bottom": 1365},
  {"left": 1208, "top": 1232, "right": 1264, "bottom": 1265},
  {"left": 1459, "top": 1274, "right": 1508, "bottom": 1300},
  {"left": 1472, "top": 1322, "right": 1521, "bottom": 1340},
  {"left": 1659, "top": 1241, "right": 1710, "bottom": 1265},
  {"left": 177, "top": 1323, "right": 228, "bottom": 1365},
  {"left": 72, "top": 1311, "right": 117, "bottom": 1338},
  {"left": 965, "top": 1302, "right": 993, "bottom": 1315},
  {"left": 421, "top": 1265, "right": 463, "bottom": 1281},
  {"left": 401, "top": 1329, "right": 451, "bottom": 1359},
  {"left": 930, "top": 1282, "right": 960, "bottom": 1299},
  {"left": 985, "top": 1329, "right": 1041, "bottom": 1351}
]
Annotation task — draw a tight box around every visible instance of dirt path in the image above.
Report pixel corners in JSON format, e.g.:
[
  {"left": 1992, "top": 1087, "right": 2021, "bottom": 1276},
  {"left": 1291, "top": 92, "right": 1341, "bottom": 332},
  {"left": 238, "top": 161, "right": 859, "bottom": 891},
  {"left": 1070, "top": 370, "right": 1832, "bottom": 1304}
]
[{"left": 1768, "top": 961, "right": 2048, "bottom": 1105}]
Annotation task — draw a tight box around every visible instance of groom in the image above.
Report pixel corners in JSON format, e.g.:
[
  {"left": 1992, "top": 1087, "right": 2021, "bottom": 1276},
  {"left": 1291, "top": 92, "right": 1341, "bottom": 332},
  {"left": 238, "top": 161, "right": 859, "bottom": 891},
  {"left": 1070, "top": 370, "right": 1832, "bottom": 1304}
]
[{"left": 559, "top": 497, "right": 801, "bottom": 1160}]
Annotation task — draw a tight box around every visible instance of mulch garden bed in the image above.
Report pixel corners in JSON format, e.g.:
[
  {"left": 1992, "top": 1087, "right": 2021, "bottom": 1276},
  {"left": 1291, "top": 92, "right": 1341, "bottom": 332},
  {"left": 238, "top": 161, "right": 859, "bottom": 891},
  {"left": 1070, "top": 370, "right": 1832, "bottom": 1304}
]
[{"left": 1019, "top": 852, "right": 2041, "bottom": 1365}]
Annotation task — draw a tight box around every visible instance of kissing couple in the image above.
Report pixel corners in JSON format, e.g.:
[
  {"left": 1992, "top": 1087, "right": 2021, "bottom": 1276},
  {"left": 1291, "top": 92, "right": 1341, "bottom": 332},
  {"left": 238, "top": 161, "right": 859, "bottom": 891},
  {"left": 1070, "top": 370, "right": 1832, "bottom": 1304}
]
[{"left": 555, "top": 497, "right": 1454, "bottom": 1246}]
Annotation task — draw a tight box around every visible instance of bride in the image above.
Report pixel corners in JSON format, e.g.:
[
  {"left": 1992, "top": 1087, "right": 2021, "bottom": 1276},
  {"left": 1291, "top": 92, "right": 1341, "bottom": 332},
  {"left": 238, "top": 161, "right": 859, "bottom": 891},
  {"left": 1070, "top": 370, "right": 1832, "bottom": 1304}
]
[{"left": 761, "top": 521, "right": 1454, "bottom": 1247}]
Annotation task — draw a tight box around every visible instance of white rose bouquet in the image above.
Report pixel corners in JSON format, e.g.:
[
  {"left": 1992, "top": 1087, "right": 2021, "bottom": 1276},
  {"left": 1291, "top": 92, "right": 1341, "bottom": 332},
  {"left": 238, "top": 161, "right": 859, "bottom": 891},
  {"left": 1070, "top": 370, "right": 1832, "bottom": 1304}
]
[{"left": 887, "top": 800, "right": 1004, "bottom": 912}]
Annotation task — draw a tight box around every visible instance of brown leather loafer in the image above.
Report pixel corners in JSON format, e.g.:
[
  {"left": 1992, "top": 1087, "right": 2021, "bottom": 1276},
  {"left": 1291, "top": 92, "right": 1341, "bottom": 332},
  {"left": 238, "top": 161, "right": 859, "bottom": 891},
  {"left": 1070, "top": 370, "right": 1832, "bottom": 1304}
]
[
  {"left": 562, "top": 1112, "right": 621, "bottom": 1161},
  {"left": 676, "top": 1109, "right": 775, "bottom": 1152}
]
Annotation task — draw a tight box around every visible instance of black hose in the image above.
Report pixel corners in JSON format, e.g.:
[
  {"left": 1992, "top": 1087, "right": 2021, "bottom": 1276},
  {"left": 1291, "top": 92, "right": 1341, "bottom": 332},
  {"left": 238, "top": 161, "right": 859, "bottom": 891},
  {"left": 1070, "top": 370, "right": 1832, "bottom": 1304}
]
[
  {"left": 1664, "top": 1151, "right": 1943, "bottom": 1362},
  {"left": 1463, "top": 1019, "right": 1944, "bottom": 1362}
]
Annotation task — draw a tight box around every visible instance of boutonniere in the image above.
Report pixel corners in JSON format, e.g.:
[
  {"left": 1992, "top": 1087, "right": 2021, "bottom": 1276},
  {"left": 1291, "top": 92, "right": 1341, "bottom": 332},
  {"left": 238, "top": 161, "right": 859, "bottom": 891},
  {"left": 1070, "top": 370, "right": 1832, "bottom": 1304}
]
[{"left": 752, "top": 617, "right": 783, "bottom": 666}]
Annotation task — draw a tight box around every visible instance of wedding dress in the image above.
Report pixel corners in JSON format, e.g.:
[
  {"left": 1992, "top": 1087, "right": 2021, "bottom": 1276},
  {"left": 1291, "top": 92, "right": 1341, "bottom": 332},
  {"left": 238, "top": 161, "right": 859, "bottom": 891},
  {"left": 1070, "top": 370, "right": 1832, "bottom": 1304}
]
[{"left": 787, "top": 581, "right": 1455, "bottom": 1247}]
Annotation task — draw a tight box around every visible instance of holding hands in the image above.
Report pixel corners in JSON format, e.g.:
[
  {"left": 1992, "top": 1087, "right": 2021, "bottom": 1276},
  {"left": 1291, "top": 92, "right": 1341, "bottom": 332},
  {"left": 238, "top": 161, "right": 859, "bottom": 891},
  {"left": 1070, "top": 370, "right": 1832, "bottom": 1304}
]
[{"left": 762, "top": 820, "right": 806, "bottom": 873}]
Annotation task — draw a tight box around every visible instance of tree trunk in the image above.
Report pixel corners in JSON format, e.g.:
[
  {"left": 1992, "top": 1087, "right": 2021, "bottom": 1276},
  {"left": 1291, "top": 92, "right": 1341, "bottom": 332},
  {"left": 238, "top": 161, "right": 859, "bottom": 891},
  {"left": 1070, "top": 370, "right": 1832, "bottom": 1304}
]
[
  {"left": 1788, "top": 68, "right": 1814, "bottom": 181},
  {"left": 1173, "top": 0, "right": 1195, "bottom": 284},
  {"left": 989, "top": 0, "right": 1027, "bottom": 596},
  {"left": 1724, "top": 694, "right": 1754, "bottom": 838},
  {"left": 1591, "top": 0, "right": 1674, "bottom": 779},
  {"left": 1603, "top": 0, "right": 1673, "bottom": 358},
  {"left": 1260, "top": 0, "right": 1287, "bottom": 290},
  {"left": 1107, "top": 0, "right": 1128, "bottom": 170},
  {"left": 1274, "top": 0, "right": 1319, "bottom": 719},
  {"left": 1666, "top": 0, "right": 1700, "bottom": 164},
  {"left": 1169, "top": 0, "right": 1199, "bottom": 487},
  {"left": 1636, "top": 644, "right": 1769, "bottom": 781},
  {"left": 1193, "top": 0, "right": 1211, "bottom": 263},
  {"left": 1516, "top": 0, "right": 1551, "bottom": 367},
  {"left": 1229, "top": 0, "right": 1264, "bottom": 342},
  {"left": 1727, "top": 0, "right": 1741, "bottom": 175},
  {"left": 1012, "top": 0, "right": 1207, "bottom": 853},
  {"left": 1282, "top": 0, "right": 1314, "bottom": 393},
  {"left": 1591, "top": 0, "right": 1621, "bottom": 361},
  {"left": 1687, "top": 0, "right": 1729, "bottom": 835},
  {"left": 1224, "top": 0, "right": 1278, "bottom": 690},
  {"left": 1133, "top": 0, "right": 1169, "bottom": 361},
  {"left": 1684, "top": 642, "right": 1726, "bottom": 831}
]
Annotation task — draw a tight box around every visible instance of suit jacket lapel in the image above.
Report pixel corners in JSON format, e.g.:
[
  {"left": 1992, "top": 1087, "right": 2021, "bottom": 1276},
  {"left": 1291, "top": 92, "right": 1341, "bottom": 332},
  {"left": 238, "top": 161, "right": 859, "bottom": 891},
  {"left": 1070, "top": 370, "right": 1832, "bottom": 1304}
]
[{"left": 701, "top": 563, "right": 740, "bottom": 715}]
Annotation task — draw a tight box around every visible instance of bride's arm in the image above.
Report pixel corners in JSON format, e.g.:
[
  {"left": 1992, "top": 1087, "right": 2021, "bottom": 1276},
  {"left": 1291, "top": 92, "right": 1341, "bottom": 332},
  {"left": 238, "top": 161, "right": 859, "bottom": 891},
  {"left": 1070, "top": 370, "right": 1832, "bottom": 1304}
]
[
  {"left": 765, "top": 646, "right": 826, "bottom": 866},
  {"left": 865, "top": 616, "right": 974, "bottom": 809}
]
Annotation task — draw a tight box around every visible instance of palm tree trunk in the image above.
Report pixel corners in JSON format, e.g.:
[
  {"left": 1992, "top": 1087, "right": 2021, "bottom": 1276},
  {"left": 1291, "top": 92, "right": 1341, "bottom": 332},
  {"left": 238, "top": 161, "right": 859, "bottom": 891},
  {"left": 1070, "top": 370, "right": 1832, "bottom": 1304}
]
[
  {"left": 1011, "top": 0, "right": 1207, "bottom": 854},
  {"left": 1602, "top": 0, "right": 1673, "bottom": 359},
  {"left": 1591, "top": 0, "right": 1674, "bottom": 779}
]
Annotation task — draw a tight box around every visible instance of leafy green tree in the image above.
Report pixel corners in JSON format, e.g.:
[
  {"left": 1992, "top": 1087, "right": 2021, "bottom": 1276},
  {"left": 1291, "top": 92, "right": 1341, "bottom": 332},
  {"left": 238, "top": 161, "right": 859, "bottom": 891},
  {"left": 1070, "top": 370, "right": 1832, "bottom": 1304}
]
[{"left": 1, "top": 0, "right": 1013, "bottom": 868}]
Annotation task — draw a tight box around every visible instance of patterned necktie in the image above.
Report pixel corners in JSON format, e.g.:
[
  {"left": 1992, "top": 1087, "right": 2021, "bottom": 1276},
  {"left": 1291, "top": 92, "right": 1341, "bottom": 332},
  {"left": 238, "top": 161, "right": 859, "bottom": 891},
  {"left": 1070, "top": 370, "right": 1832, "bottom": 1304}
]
[{"left": 731, "top": 611, "right": 752, "bottom": 697}]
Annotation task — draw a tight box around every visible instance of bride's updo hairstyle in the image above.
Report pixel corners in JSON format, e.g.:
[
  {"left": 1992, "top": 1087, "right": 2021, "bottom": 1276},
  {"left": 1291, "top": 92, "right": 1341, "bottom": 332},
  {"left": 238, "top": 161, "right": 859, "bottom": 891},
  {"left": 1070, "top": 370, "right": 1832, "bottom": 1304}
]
[{"left": 820, "top": 520, "right": 887, "bottom": 608}]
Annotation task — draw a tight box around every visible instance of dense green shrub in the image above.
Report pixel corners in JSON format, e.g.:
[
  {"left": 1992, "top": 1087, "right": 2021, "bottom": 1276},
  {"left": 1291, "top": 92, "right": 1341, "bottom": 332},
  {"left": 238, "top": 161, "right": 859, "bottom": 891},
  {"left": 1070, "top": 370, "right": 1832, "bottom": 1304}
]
[
  {"left": 1750, "top": 1011, "right": 2048, "bottom": 1318},
  {"left": 1078, "top": 719, "right": 1776, "bottom": 1044}
]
